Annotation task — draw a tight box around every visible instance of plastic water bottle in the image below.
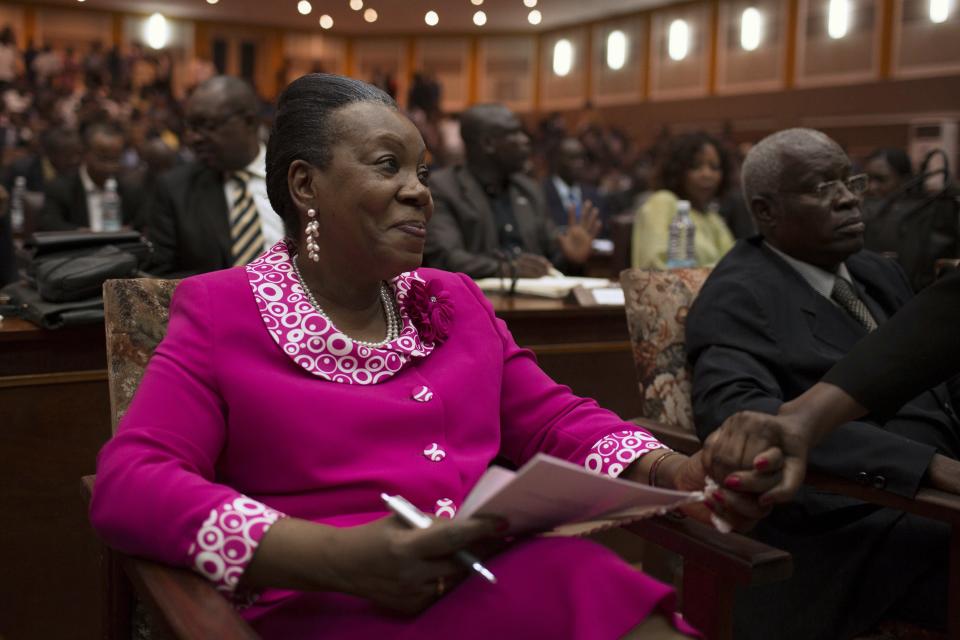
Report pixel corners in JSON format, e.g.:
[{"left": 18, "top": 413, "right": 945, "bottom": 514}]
[
  {"left": 9, "top": 175, "right": 25, "bottom": 234},
  {"left": 101, "top": 177, "right": 121, "bottom": 232},
  {"left": 665, "top": 199, "right": 697, "bottom": 268}
]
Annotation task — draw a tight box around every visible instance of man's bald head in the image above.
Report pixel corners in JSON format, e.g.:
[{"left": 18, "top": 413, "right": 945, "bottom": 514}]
[
  {"left": 185, "top": 75, "right": 261, "bottom": 172},
  {"left": 741, "top": 128, "right": 843, "bottom": 204},
  {"left": 743, "top": 128, "right": 864, "bottom": 269}
]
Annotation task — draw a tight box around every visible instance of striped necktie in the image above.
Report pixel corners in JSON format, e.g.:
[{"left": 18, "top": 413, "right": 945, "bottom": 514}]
[
  {"left": 228, "top": 171, "right": 265, "bottom": 266},
  {"left": 831, "top": 277, "right": 878, "bottom": 332}
]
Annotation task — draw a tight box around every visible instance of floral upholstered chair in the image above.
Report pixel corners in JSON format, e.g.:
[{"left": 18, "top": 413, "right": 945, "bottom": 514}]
[{"left": 620, "top": 268, "right": 711, "bottom": 435}]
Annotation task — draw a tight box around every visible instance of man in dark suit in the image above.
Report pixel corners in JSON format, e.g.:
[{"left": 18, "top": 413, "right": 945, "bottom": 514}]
[
  {"left": 38, "top": 121, "right": 141, "bottom": 231},
  {"left": 141, "top": 76, "right": 279, "bottom": 276},
  {"left": 424, "top": 104, "right": 599, "bottom": 279},
  {"left": 542, "top": 136, "right": 607, "bottom": 236},
  {"left": 686, "top": 128, "right": 959, "bottom": 639},
  {"left": 2, "top": 126, "right": 82, "bottom": 193}
]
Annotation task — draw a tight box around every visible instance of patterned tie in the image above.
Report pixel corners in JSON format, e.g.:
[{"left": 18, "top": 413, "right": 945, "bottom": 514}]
[
  {"left": 229, "top": 171, "right": 265, "bottom": 267},
  {"left": 831, "top": 277, "right": 878, "bottom": 332}
]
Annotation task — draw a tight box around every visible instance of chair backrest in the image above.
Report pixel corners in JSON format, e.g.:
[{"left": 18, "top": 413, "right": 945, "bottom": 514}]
[
  {"left": 103, "top": 278, "right": 180, "bottom": 433},
  {"left": 620, "top": 267, "right": 711, "bottom": 432}
]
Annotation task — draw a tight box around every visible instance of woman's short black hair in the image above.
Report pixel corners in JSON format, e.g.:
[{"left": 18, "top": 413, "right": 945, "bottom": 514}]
[
  {"left": 865, "top": 147, "right": 913, "bottom": 179},
  {"left": 655, "top": 131, "right": 731, "bottom": 201},
  {"left": 266, "top": 73, "right": 396, "bottom": 239}
]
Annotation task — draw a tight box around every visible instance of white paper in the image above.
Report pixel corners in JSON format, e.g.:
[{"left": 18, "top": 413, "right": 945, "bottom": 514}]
[
  {"left": 590, "top": 287, "right": 626, "bottom": 306},
  {"left": 457, "top": 453, "right": 701, "bottom": 536},
  {"left": 475, "top": 276, "right": 612, "bottom": 299}
]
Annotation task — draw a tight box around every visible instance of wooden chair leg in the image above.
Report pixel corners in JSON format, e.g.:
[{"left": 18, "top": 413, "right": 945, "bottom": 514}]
[{"left": 681, "top": 562, "right": 735, "bottom": 640}]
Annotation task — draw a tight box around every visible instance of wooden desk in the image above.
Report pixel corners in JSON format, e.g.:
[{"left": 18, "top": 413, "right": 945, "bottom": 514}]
[
  {"left": 0, "top": 294, "right": 641, "bottom": 640},
  {"left": 0, "top": 318, "right": 110, "bottom": 640}
]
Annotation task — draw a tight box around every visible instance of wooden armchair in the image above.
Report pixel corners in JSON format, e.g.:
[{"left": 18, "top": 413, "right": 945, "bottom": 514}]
[
  {"left": 85, "top": 277, "right": 790, "bottom": 640},
  {"left": 621, "top": 267, "right": 960, "bottom": 638}
]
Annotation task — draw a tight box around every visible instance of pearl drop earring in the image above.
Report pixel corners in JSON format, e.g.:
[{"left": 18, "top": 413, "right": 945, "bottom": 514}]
[{"left": 305, "top": 208, "right": 320, "bottom": 263}]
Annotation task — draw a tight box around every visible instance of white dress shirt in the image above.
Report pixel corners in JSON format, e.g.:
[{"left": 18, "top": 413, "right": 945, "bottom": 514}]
[
  {"left": 551, "top": 175, "right": 583, "bottom": 219},
  {"left": 764, "top": 241, "right": 854, "bottom": 305},
  {"left": 224, "top": 145, "right": 282, "bottom": 246},
  {"left": 79, "top": 165, "right": 105, "bottom": 232}
]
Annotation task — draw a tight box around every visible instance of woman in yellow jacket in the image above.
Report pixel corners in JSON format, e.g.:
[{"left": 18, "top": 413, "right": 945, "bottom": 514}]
[{"left": 632, "top": 132, "right": 735, "bottom": 269}]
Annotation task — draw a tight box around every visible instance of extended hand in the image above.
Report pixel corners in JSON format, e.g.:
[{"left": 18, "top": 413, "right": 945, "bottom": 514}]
[
  {"left": 513, "top": 252, "right": 553, "bottom": 278},
  {"left": 556, "top": 200, "right": 602, "bottom": 265},
  {"left": 703, "top": 411, "right": 812, "bottom": 507}
]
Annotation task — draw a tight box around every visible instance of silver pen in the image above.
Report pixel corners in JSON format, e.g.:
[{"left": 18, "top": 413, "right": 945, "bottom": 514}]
[{"left": 380, "top": 493, "right": 498, "bottom": 584}]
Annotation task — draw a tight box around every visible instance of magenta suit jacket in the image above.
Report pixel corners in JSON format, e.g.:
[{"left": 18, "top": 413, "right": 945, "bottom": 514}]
[{"left": 90, "top": 242, "right": 688, "bottom": 639}]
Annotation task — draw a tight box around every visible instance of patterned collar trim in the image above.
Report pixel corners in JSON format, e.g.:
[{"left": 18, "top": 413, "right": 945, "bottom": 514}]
[{"left": 245, "top": 241, "right": 434, "bottom": 385}]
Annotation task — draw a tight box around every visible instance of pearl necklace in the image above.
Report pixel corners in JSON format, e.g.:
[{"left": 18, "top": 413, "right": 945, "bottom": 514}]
[{"left": 292, "top": 257, "right": 399, "bottom": 348}]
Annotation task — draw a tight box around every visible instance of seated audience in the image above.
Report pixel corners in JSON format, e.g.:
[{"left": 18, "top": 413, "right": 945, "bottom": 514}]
[
  {"left": 543, "top": 136, "right": 608, "bottom": 235},
  {"left": 90, "top": 73, "right": 778, "bottom": 640},
  {"left": 685, "top": 128, "right": 958, "bottom": 639},
  {"left": 38, "top": 120, "right": 141, "bottom": 231},
  {"left": 2, "top": 125, "right": 81, "bottom": 193},
  {"left": 863, "top": 147, "right": 914, "bottom": 200},
  {"left": 424, "top": 104, "right": 600, "bottom": 279},
  {"left": 632, "top": 132, "right": 735, "bottom": 269},
  {"left": 141, "top": 75, "right": 280, "bottom": 276}
]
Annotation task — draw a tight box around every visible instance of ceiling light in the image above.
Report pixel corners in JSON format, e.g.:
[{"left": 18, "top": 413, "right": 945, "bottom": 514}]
[
  {"left": 319, "top": 14, "right": 334, "bottom": 28},
  {"left": 425, "top": 10, "right": 439, "bottom": 26},
  {"left": 524, "top": 0, "right": 538, "bottom": 6},
  {"left": 473, "top": 10, "right": 487, "bottom": 26},
  {"left": 740, "top": 7, "right": 763, "bottom": 51},
  {"left": 553, "top": 39, "right": 574, "bottom": 76},
  {"left": 828, "top": 0, "right": 850, "bottom": 39},
  {"left": 606, "top": 30, "right": 628, "bottom": 69},
  {"left": 528, "top": 9, "right": 542, "bottom": 24},
  {"left": 929, "top": 0, "right": 951, "bottom": 23},
  {"left": 145, "top": 13, "right": 169, "bottom": 50},
  {"left": 206, "top": 0, "right": 218, "bottom": 4},
  {"left": 668, "top": 19, "right": 690, "bottom": 61},
  {"left": 471, "top": 0, "right": 484, "bottom": 5},
  {"left": 297, "top": 1, "right": 312, "bottom": 16},
  {"left": 364, "top": 7, "right": 378, "bottom": 22},
  {"left": 350, "top": 0, "right": 363, "bottom": 10}
]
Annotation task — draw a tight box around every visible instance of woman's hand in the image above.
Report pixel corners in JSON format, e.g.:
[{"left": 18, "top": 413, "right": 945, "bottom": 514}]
[
  {"left": 243, "top": 514, "right": 503, "bottom": 616},
  {"left": 661, "top": 450, "right": 784, "bottom": 532},
  {"left": 556, "top": 200, "right": 602, "bottom": 265},
  {"left": 703, "top": 410, "right": 814, "bottom": 507}
]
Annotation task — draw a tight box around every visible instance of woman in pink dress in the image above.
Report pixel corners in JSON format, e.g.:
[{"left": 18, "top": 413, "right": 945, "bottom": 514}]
[{"left": 90, "top": 74, "right": 779, "bottom": 639}]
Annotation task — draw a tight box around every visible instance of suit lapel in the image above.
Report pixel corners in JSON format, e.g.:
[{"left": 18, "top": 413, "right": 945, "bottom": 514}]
[
  {"left": 456, "top": 169, "right": 499, "bottom": 249},
  {"left": 194, "top": 167, "right": 231, "bottom": 264}
]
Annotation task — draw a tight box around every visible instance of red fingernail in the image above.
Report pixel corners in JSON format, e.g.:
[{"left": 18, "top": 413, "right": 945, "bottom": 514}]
[
  {"left": 755, "top": 458, "right": 769, "bottom": 470},
  {"left": 725, "top": 476, "right": 741, "bottom": 489},
  {"left": 712, "top": 491, "right": 726, "bottom": 505}
]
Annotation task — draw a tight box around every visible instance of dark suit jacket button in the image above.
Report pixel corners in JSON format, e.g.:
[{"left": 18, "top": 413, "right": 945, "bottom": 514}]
[
  {"left": 871, "top": 475, "right": 887, "bottom": 489},
  {"left": 856, "top": 472, "right": 870, "bottom": 485}
]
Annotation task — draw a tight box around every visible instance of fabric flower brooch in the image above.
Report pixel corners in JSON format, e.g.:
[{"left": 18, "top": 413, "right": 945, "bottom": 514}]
[{"left": 405, "top": 279, "right": 454, "bottom": 345}]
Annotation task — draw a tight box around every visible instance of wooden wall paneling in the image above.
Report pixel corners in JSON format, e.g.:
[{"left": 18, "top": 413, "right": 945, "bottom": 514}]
[
  {"left": 282, "top": 32, "right": 347, "bottom": 85},
  {"left": 121, "top": 14, "right": 195, "bottom": 98},
  {"left": 413, "top": 36, "right": 471, "bottom": 112},
  {"left": 477, "top": 35, "right": 536, "bottom": 112},
  {"left": 352, "top": 37, "right": 409, "bottom": 106},
  {"left": 34, "top": 6, "right": 112, "bottom": 52},
  {"left": 716, "top": 0, "right": 789, "bottom": 94},
  {"left": 891, "top": 0, "right": 960, "bottom": 78},
  {"left": 539, "top": 26, "right": 589, "bottom": 111},
  {"left": 0, "top": 4, "right": 26, "bottom": 44},
  {"left": 649, "top": 2, "right": 712, "bottom": 101},
  {"left": 590, "top": 15, "right": 646, "bottom": 107},
  {"left": 795, "top": 0, "right": 882, "bottom": 86}
]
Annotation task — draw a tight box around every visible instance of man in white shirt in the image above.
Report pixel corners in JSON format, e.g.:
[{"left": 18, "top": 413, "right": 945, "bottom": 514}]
[
  {"left": 142, "top": 76, "right": 280, "bottom": 276},
  {"left": 38, "top": 121, "right": 140, "bottom": 231},
  {"left": 542, "top": 136, "right": 607, "bottom": 236}
]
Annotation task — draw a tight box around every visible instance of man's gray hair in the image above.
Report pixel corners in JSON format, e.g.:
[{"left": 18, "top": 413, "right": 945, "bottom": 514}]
[{"left": 741, "top": 128, "right": 842, "bottom": 202}]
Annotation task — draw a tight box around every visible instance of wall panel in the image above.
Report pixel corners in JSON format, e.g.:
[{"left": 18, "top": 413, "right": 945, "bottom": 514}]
[
  {"left": 649, "top": 3, "right": 711, "bottom": 100},
  {"left": 477, "top": 35, "right": 536, "bottom": 112},
  {"left": 716, "top": 0, "right": 788, "bottom": 93},
  {"left": 591, "top": 15, "right": 646, "bottom": 106}
]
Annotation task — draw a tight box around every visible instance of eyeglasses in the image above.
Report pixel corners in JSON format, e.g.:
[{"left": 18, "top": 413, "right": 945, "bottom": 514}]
[
  {"left": 185, "top": 108, "right": 251, "bottom": 134},
  {"left": 783, "top": 173, "right": 869, "bottom": 201}
]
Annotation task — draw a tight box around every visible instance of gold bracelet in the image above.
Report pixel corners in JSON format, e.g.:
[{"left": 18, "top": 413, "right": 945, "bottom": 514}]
[{"left": 648, "top": 449, "right": 680, "bottom": 488}]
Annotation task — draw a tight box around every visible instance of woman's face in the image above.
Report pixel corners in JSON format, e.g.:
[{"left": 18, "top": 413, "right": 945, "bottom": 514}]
[
  {"left": 683, "top": 143, "right": 723, "bottom": 207},
  {"left": 864, "top": 156, "right": 902, "bottom": 199},
  {"left": 309, "top": 102, "right": 433, "bottom": 279}
]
